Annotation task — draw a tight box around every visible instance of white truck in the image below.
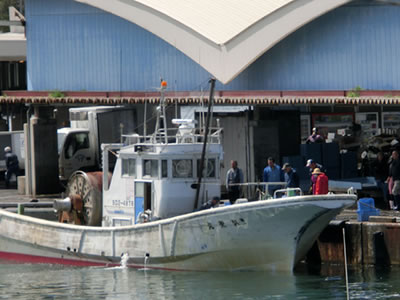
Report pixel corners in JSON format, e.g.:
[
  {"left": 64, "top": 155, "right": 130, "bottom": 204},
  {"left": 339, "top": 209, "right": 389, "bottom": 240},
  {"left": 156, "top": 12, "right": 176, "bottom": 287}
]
[{"left": 57, "top": 106, "right": 136, "bottom": 181}]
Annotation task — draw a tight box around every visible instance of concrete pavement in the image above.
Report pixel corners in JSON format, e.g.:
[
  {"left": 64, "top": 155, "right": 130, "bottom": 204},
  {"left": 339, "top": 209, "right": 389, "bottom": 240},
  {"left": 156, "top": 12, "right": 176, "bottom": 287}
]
[{"left": 0, "top": 183, "right": 60, "bottom": 220}]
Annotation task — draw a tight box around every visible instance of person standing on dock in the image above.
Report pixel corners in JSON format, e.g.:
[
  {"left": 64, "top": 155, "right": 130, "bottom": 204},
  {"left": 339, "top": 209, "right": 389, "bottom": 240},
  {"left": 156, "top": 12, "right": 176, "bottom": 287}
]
[
  {"left": 4, "top": 146, "right": 19, "bottom": 189},
  {"left": 263, "top": 157, "right": 284, "bottom": 196},
  {"left": 388, "top": 150, "right": 400, "bottom": 210},
  {"left": 306, "top": 159, "right": 325, "bottom": 175},
  {"left": 226, "top": 160, "right": 244, "bottom": 204},
  {"left": 311, "top": 168, "right": 329, "bottom": 195},
  {"left": 282, "top": 163, "right": 299, "bottom": 188},
  {"left": 305, "top": 128, "right": 325, "bottom": 144},
  {"left": 306, "top": 159, "right": 325, "bottom": 194},
  {"left": 371, "top": 152, "right": 389, "bottom": 209}
]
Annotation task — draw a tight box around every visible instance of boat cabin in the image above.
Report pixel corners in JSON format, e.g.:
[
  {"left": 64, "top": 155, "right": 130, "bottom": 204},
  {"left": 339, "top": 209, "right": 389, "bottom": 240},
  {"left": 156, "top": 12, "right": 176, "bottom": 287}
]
[{"left": 101, "top": 119, "right": 223, "bottom": 227}]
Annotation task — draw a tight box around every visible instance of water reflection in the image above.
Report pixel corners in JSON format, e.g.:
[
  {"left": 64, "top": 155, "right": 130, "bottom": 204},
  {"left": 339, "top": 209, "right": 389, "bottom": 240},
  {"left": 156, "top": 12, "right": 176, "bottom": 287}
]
[
  {"left": 0, "top": 263, "right": 297, "bottom": 300},
  {"left": 0, "top": 261, "right": 399, "bottom": 299},
  {"left": 296, "top": 263, "right": 400, "bottom": 300}
]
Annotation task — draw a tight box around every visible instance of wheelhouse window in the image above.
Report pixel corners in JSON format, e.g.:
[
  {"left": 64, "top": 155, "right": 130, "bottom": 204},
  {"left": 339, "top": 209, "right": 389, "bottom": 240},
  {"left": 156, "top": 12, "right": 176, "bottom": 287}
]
[
  {"left": 143, "top": 159, "right": 158, "bottom": 178},
  {"left": 161, "top": 160, "right": 168, "bottom": 178},
  {"left": 197, "top": 158, "right": 216, "bottom": 178},
  {"left": 122, "top": 159, "right": 136, "bottom": 177},
  {"left": 172, "top": 159, "right": 193, "bottom": 178}
]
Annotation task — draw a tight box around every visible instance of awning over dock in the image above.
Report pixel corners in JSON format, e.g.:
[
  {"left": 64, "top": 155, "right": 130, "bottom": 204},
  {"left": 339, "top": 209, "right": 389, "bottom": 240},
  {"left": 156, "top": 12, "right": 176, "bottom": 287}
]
[{"left": 3, "top": 90, "right": 400, "bottom": 106}]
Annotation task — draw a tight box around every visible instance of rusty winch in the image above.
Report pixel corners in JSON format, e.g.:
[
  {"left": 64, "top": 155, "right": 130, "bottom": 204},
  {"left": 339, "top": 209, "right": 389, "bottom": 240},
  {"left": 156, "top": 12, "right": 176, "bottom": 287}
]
[
  {"left": 54, "top": 194, "right": 85, "bottom": 225},
  {"left": 54, "top": 171, "right": 105, "bottom": 226}
]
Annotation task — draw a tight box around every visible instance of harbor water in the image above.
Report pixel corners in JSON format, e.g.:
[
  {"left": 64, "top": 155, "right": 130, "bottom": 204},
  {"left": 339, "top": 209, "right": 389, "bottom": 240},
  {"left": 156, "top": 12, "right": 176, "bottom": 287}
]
[{"left": 0, "top": 261, "right": 399, "bottom": 299}]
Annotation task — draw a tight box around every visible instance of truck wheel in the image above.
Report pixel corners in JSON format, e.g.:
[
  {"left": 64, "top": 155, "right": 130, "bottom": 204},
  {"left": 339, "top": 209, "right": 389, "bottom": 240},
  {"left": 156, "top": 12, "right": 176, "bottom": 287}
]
[{"left": 66, "top": 171, "right": 103, "bottom": 226}]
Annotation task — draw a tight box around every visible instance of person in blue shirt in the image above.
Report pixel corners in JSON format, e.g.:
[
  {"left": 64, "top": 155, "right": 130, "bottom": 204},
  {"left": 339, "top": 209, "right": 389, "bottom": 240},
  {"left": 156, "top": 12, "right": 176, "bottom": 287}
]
[
  {"left": 263, "top": 157, "right": 284, "bottom": 196},
  {"left": 282, "top": 163, "right": 300, "bottom": 188}
]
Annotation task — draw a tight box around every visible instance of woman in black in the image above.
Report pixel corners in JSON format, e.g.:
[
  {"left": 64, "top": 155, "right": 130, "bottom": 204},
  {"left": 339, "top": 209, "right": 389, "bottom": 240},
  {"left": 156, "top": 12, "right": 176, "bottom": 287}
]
[{"left": 372, "top": 152, "right": 389, "bottom": 209}]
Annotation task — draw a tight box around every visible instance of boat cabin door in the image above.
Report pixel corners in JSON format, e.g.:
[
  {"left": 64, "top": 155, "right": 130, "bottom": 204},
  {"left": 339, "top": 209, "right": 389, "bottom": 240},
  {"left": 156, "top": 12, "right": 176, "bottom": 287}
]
[{"left": 134, "top": 181, "right": 152, "bottom": 224}]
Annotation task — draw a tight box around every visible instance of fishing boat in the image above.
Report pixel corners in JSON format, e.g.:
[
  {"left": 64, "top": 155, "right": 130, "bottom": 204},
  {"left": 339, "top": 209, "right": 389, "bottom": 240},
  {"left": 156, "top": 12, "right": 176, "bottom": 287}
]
[{"left": 0, "top": 80, "right": 356, "bottom": 271}]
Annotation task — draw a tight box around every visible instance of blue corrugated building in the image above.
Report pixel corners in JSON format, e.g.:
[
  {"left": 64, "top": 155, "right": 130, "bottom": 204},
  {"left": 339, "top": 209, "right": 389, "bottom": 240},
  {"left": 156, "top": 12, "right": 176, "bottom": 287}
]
[{"left": 25, "top": 0, "right": 400, "bottom": 92}]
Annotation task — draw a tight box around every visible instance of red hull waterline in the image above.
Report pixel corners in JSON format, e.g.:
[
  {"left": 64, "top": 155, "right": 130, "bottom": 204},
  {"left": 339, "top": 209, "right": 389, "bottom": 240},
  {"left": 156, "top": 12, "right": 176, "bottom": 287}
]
[
  {"left": 0, "top": 251, "right": 185, "bottom": 271},
  {"left": 0, "top": 251, "right": 110, "bottom": 267}
]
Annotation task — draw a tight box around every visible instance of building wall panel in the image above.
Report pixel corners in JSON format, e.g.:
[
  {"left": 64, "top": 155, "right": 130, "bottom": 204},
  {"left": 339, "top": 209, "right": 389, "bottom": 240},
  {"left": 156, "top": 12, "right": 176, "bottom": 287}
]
[
  {"left": 248, "top": 3, "right": 400, "bottom": 91},
  {"left": 26, "top": 0, "right": 212, "bottom": 91},
  {"left": 26, "top": 0, "right": 400, "bottom": 91}
]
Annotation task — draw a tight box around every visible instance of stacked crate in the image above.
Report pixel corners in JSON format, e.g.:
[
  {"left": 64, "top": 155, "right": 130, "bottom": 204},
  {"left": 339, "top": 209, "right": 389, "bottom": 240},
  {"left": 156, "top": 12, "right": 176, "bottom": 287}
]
[
  {"left": 340, "top": 151, "right": 358, "bottom": 179},
  {"left": 322, "top": 143, "right": 341, "bottom": 180},
  {"left": 282, "top": 142, "right": 359, "bottom": 191}
]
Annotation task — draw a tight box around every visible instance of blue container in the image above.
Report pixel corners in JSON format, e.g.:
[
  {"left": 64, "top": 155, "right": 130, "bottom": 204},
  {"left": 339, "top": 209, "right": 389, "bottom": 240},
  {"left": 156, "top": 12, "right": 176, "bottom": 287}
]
[
  {"left": 357, "top": 198, "right": 380, "bottom": 221},
  {"left": 357, "top": 209, "right": 380, "bottom": 221},
  {"left": 357, "top": 198, "right": 375, "bottom": 210}
]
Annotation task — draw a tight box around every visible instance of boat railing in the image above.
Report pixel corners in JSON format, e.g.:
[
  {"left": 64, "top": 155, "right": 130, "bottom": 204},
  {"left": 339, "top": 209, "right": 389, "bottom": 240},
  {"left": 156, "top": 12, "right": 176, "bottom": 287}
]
[
  {"left": 228, "top": 182, "right": 288, "bottom": 200},
  {"left": 273, "top": 187, "right": 303, "bottom": 199},
  {"left": 122, "top": 127, "right": 223, "bottom": 145}
]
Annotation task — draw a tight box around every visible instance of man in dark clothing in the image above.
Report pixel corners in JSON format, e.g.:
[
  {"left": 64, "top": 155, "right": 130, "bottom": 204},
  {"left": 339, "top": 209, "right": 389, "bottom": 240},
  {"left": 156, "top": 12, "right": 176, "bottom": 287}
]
[
  {"left": 226, "top": 160, "right": 244, "bottom": 204},
  {"left": 305, "top": 128, "right": 324, "bottom": 144},
  {"left": 200, "top": 196, "right": 220, "bottom": 210},
  {"left": 4, "top": 146, "right": 19, "bottom": 189},
  {"left": 282, "top": 163, "right": 299, "bottom": 188},
  {"left": 306, "top": 159, "right": 325, "bottom": 175},
  {"left": 389, "top": 150, "right": 400, "bottom": 209},
  {"left": 371, "top": 152, "right": 389, "bottom": 206}
]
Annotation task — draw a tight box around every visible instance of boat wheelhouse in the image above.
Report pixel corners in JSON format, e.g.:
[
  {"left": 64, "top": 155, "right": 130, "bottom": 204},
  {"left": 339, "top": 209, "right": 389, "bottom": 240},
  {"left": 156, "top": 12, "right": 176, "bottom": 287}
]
[{"left": 102, "top": 119, "right": 223, "bottom": 225}]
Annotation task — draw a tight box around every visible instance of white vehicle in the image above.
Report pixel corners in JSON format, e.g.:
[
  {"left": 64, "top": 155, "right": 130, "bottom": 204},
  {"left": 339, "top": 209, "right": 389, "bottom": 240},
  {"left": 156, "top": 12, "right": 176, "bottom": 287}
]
[
  {"left": 57, "top": 106, "right": 136, "bottom": 180},
  {"left": 0, "top": 82, "right": 356, "bottom": 271}
]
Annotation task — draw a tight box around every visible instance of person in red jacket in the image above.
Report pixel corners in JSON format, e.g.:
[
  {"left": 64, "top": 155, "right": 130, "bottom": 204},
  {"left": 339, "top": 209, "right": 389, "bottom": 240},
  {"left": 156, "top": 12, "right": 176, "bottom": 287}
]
[{"left": 312, "top": 168, "right": 329, "bottom": 195}]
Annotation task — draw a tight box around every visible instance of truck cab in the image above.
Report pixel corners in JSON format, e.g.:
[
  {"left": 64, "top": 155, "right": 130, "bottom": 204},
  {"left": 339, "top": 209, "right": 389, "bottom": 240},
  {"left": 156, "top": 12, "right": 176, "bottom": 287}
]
[
  {"left": 57, "top": 106, "right": 136, "bottom": 181},
  {"left": 58, "top": 128, "right": 94, "bottom": 180}
]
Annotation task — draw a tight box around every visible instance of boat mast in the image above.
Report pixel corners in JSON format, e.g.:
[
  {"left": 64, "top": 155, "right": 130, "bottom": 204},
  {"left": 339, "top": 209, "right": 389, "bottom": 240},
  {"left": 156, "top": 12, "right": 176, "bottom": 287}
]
[
  {"left": 194, "top": 78, "right": 216, "bottom": 210},
  {"left": 143, "top": 101, "right": 147, "bottom": 137},
  {"left": 154, "top": 80, "right": 168, "bottom": 143},
  {"left": 161, "top": 81, "right": 168, "bottom": 144}
]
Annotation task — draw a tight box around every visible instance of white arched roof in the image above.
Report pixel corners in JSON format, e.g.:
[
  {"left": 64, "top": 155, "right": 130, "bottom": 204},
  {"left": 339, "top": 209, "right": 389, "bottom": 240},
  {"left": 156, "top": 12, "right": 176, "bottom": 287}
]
[{"left": 75, "top": 0, "right": 351, "bottom": 84}]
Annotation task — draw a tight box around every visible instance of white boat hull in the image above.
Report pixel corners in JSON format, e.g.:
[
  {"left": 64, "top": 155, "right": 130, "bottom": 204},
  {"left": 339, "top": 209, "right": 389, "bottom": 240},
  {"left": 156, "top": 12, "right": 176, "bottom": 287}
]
[{"left": 0, "top": 194, "right": 355, "bottom": 271}]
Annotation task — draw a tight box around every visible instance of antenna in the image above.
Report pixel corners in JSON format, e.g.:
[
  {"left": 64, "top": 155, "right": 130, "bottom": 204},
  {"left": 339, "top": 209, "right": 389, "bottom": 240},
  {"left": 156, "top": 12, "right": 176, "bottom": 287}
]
[
  {"left": 161, "top": 80, "right": 168, "bottom": 144},
  {"left": 153, "top": 79, "right": 168, "bottom": 144}
]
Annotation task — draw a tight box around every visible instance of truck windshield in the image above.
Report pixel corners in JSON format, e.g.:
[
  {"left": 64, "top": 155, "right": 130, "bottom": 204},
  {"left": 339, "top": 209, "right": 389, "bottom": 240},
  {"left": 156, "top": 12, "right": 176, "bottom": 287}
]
[
  {"left": 57, "top": 132, "right": 67, "bottom": 154},
  {"left": 64, "top": 133, "right": 90, "bottom": 159}
]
